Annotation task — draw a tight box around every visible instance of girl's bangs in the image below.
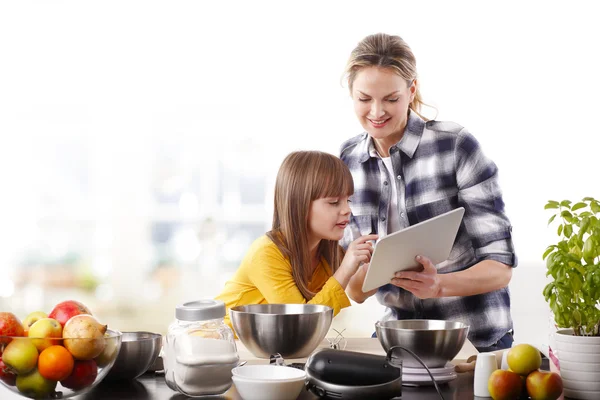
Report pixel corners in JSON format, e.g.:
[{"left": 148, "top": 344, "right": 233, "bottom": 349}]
[{"left": 314, "top": 157, "right": 354, "bottom": 200}]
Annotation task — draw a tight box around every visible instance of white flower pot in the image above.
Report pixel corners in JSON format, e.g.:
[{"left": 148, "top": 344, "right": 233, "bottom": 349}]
[{"left": 554, "top": 329, "right": 600, "bottom": 399}]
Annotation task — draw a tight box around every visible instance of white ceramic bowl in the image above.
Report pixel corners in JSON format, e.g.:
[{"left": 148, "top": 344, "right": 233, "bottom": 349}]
[{"left": 231, "top": 365, "right": 306, "bottom": 400}]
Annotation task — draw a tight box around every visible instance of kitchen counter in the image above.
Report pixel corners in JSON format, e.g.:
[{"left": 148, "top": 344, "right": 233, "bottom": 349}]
[{"left": 1, "top": 338, "right": 480, "bottom": 399}]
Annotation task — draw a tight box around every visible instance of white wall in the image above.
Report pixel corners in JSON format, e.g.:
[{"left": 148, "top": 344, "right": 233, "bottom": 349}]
[{"left": 1, "top": 1, "right": 598, "bottom": 344}]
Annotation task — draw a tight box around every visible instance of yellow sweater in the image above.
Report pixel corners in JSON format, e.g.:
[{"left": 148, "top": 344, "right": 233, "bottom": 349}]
[{"left": 215, "top": 235, "right": 351, "bottom": 328}]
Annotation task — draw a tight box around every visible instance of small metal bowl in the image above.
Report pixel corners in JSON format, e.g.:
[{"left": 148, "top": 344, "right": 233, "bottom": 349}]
[
  {"left": 375, "top": 319, "right": 469, "bottom": 368},
  {"left": 104, "top": 331, "right": 162, "bottom": 381}
]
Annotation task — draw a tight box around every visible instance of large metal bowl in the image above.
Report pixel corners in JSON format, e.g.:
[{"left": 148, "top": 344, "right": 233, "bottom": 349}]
[
  {"left": 230, "top": 304, "right": 333, "bottom": 359},
  {"left": 105, "top": 331, "right": 163, "bottom": 381},
  {"left": 375, "top": 319, "right": 469, "bottom": 368}
]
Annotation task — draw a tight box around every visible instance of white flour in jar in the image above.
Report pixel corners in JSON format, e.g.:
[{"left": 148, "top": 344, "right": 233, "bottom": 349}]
[{"left": 165, "top": 334, "right": 239, "bottom": 396}]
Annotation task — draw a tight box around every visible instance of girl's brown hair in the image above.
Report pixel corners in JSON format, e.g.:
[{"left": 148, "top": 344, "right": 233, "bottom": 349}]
[
  {"left": 344, "top": 33, "right": 429, "bottom": 120},
  {"left": 267, "top": 151, "right": 354, "bottom": 300}
]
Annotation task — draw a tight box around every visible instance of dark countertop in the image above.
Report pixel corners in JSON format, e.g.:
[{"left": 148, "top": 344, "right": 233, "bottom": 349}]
[{"left": 1, "top": 370, "right": 476, "bottom": 400}]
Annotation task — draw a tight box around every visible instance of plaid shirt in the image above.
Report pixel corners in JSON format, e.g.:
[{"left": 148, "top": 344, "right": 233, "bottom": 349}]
[{"left": 340, "top": 111, "right": 517, "bottom": 348}]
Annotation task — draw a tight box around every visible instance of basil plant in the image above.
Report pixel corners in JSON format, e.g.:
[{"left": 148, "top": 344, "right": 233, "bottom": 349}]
[{"left": 543, "top": 197, "right": 600, "bottom": 336}]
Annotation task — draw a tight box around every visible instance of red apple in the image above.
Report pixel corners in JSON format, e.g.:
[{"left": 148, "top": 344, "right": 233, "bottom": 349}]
[
  {"left": 0, "top": 355, "right": 17, "bottom": 386},
  {"left": 60, "top": 359, "right": 97, "bottom": 390},
  {"left": 488, "top": 369, "right": 522, "bottom": 400},
  {"left": 48, "top": 300, "right": 92, "bottom": 327},
  {"left": 526, "top": 370, "right": 563, "bottom": 400},
  {"left": 0, "top": 312, "right": 25, "bottom": 345}
]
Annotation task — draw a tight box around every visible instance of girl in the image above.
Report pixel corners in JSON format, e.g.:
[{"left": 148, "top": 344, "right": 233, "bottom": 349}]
[{"left": 216, "top": 151, "right": 377, "bottom": 327}]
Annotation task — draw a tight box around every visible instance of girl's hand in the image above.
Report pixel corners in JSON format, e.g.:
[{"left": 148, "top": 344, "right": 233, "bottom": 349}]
[
  {"left": 391, "top": 255, "right": 442, "bottom": 299},
  {"left": 340, "top": 234, "right": 378, "bottom": 274}
]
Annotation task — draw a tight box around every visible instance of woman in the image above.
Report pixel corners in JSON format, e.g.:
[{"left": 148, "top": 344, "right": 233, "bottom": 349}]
[
  {"left": 215, "top": 151, "right": 377, "bottom": 328},
  {"left": 340, "top": 33, "right": 517, "bottom": 352}
]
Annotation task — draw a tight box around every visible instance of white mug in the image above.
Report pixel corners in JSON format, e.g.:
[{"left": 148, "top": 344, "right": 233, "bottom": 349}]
[{"left": 473, "top": 352, "right": 498, "bottom": 397}]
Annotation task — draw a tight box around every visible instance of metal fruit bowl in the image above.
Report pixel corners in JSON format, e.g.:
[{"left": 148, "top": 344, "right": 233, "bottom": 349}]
[
  {"left": 0, "top": 329, "right": 122, "bottom": 399},
  {"left": 375, "top": 319, "right": 469, "bottom": 368},
  {"left": 104, "top": 331, "right": 162, "bottom": 381},
  {"left": 230, "top": 304, "right": 333, "bottom": 359}
]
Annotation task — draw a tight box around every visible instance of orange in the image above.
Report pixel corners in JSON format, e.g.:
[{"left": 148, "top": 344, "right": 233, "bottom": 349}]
[{"left": 38, "top": 345, "right": 75, "bottom": 381}]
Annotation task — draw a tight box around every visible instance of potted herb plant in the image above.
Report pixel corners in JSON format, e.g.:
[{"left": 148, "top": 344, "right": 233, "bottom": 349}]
[{"left": 543, "top": 197, "right": 600, "bottom": 399}]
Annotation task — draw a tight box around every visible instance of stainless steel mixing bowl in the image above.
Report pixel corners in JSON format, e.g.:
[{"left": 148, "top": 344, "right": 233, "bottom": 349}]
[
  {"left": 230, "top": 304, "right": 333, "bottom": 359},
  {"left": 105, "top": 331, "right": 163, "bottom": 380},
  {"left": 375, "top": 319, "right": 469, "bottom": 368}
]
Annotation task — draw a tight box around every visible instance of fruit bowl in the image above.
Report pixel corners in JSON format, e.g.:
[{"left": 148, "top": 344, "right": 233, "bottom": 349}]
[{"left": 0, "top": 329, "right": 122, "bottom": 399}]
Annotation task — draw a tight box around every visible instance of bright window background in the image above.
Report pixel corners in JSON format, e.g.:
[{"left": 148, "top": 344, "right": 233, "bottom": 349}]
[{"left": 0, "top": 1, "right": 598, "bottom": 346}]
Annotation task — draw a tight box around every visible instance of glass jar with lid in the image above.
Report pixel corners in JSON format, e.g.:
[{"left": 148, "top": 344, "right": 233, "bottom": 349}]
[{"left": 164, "top": 299, "right": 239, "bottom": 396}]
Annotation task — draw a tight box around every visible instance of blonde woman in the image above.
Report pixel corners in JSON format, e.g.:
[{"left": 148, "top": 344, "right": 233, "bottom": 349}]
[
  {"left": 340, "top": 33, "right": 517, "bottom": 352},
  {"left": 216, "top": 151, "right": 377, "bottom": 328}
]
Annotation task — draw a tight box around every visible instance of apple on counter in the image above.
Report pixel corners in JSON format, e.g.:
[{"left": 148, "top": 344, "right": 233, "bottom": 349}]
[
  {"left": 526, "top": 370, "right": 563, "bottom": 400},
  {"left": 488, "top": 343, "right": 563, "bottom": 400},
  {"left": 488, "top": 369, "right": 523, "bottom": 400}
]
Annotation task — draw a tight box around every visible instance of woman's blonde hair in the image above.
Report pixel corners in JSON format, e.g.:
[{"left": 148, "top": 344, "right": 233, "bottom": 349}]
[
  {"left": 344, "top": 33, "right": 429, "bottom": 120},
  {"left": 267, "top": 151, "right": 354, "bottom": 300}
]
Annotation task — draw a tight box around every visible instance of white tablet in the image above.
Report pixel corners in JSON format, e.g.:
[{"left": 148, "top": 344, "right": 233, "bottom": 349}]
[{"left": 361, "top": 207, "right": 465, "bottom": 292}]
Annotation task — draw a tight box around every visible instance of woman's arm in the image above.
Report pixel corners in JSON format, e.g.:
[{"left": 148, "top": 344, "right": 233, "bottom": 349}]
[
  {"left": 438, "top": 259, "right": 512, "bottom": 297},
  {"left": 392, "top": 256, "right": 512, "bottom": 299}
]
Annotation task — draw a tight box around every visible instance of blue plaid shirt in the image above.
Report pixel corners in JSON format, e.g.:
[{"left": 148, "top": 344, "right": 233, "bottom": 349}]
[{"left": 340, "top": 111, "right": 517, "bottom": 348}]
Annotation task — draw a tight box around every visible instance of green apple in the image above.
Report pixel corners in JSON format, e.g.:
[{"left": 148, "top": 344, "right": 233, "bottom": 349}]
[
  {"left": 16, "top": 368, "right": 57, "bottom": 398},
  {"left": 2, "top": 338, "right": 39, "bottom": 374},
  {"left": 28, "top": 318, "right": 63, "bottom": 351},
  {"left": 22, "top": 311, "right": 48, "bottom": 334}
]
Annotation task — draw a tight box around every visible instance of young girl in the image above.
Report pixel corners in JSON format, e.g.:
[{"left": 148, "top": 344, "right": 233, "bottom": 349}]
[{"left": 215, "top": 151, "right": 377, "bottom": 327}]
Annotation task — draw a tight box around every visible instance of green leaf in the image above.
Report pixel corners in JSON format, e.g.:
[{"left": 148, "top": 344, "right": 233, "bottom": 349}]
[
  {"left": 591, "top": 201, "right": 600, "bottom": 214},
  {"left": 583, "top": 237, "right": 596, "bottom": 264},
  {"left": 543, "top": 247, "right": 555, "bottom": 260},
  {"left": 561, "top": 210, "right": 574, "bottom": 223},
  {"left": 543, "top": 283, "right": 554, "bottom": 299},
  {"left": 569, "top": 245, "right": 582, "bottom": 259},
  {"left": 572, "top": 202, "right": 588, "bottom": 211},
  {"left": 583, "top": 197, "right": 596, "bottom": 202},
  {"left": 547, "top": 214, "right": 557, "bottom": 225},
  {"left": 546, "top": 252, "right": 557, "bottom": 271},
  {"left": 579, "top": 218, "right": 591, "bottom": 239},
  {"left": 565, "top": 224, "right": 573, "bottom": 238},
  {"left": 561, "top": 200, "right": 572, "bottom": 208},
  {"left": 558, "top": 224, "right": 563, "bottom": 236},
  {"left": 545, "top": 203, "right": 559, "bottom": 210}
]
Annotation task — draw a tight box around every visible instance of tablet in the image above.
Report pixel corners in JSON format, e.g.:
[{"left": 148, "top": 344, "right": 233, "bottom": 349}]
[{"left": 361, "top": 207, "right": 465, "bottom": 292}]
